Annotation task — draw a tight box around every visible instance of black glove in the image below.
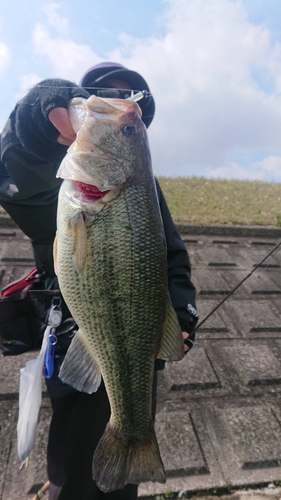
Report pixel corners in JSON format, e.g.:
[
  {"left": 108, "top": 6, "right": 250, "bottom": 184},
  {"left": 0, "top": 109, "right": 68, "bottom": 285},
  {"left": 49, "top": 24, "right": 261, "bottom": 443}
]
[{"left": 13, "top": 78, "right": 89, "bottom": 162}]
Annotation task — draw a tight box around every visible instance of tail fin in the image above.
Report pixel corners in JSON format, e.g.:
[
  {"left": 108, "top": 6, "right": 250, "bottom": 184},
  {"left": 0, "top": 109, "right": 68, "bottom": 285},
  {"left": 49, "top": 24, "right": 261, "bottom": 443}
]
[{"left": 92, "top": 422, "right": 166, "bottom": 492}]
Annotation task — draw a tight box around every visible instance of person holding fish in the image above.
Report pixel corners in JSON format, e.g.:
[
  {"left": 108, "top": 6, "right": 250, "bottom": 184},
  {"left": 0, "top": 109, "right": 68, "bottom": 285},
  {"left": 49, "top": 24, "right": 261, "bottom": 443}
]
[{"left": 0, "top": 63, "right": 198, "bottom": 499}]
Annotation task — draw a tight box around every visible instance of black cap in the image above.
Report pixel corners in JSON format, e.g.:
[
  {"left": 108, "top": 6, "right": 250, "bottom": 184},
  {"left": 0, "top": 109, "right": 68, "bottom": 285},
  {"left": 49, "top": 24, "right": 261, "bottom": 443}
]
[{"left": 79, "top": 62, "right": 155, "bottom": 128}]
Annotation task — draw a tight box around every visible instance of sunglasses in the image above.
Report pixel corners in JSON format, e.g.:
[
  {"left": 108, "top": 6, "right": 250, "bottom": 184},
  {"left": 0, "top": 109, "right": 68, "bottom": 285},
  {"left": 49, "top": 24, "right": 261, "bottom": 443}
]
[{"left": 94, "top": 88, "right": 136, "bottom": 100}]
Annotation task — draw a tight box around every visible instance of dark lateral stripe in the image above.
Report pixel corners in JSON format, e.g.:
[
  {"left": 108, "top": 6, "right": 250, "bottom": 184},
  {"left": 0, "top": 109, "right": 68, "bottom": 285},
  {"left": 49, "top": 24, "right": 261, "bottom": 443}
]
[{"left": 199, "top": 290, "right": 230, "bottom": 295}]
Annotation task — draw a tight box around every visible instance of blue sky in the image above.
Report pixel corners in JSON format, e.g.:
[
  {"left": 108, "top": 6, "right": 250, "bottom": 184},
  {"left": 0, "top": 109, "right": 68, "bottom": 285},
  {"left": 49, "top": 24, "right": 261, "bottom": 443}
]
[{"left": 1, "top": 0, "right": 281, "bottom": 182}]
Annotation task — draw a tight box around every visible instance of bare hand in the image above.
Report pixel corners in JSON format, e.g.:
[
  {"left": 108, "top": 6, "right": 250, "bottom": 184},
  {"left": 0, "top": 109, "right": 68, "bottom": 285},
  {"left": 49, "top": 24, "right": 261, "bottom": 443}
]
[
  {"left": 48, "top": 107, "right": 76, "bottom": 146},
  {"left": 182, "top": 331, "right": 190, "bottom": 352}
]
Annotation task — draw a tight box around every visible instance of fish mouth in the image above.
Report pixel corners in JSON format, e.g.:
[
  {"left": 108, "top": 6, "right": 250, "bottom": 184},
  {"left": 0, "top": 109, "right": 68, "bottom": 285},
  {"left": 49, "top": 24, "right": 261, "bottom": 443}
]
[{"left": 74, "top": 181, "right": 111, "bottom": 202}]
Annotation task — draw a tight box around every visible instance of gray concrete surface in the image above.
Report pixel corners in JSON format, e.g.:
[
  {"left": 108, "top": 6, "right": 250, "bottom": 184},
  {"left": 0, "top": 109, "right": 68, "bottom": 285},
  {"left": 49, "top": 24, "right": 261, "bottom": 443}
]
[{"left": 1, "top": 220, "right": 281, "bottom": 499}]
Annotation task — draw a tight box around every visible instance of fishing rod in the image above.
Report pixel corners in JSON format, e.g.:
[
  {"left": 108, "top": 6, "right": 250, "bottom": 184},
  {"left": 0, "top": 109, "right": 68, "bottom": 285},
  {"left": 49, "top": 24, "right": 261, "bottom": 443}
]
[{"left": 190, "top": 238, "right": 281, "bottom": 337}]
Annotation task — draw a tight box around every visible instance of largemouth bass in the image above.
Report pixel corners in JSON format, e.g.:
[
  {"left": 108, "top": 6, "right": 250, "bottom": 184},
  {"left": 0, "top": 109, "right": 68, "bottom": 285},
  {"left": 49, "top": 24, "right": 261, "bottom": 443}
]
[{"left": 54, "top": 94, "right": 184, "bottom": 492}]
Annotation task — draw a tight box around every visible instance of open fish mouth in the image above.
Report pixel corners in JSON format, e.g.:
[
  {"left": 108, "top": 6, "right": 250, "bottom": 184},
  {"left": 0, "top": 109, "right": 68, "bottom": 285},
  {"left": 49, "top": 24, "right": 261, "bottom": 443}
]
[{"left": 74, "top": 181, "right": 111, "bottom": 202}]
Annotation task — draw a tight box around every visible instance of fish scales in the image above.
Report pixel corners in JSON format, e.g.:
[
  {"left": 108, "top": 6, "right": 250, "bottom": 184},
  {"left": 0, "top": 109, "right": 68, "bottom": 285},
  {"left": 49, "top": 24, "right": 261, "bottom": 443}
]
[
  {"left": 55, "top": 95, "right": 184, "bottom": 492},
  {"left": 58, "top": 182, "right": 166, "bottom": 432}
]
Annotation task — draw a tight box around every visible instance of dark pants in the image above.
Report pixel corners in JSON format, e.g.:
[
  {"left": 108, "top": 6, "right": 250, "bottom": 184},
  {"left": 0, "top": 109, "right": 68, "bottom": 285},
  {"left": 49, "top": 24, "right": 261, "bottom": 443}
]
[{"left": 47, "top": 374, "right": 158, "bottom": 500}]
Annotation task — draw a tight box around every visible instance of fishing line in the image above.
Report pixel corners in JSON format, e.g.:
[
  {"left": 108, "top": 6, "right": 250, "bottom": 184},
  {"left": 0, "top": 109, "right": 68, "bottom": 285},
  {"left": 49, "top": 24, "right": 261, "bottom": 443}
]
[
  {"left": 191, "top": 238, "right": 281, "bottom": 335},
  {"left": 20, "top": 88, "right": 152, "bottom": 109},
  {"left": 36, "top": 84, "right": 152, "bottom": 97}
]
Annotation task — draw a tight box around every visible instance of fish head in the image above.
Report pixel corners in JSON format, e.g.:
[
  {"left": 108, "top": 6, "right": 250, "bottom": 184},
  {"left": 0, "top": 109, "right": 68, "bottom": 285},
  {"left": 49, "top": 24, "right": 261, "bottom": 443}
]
[{"left": 57, "top": 95, "right": 148, "bottom": 204}]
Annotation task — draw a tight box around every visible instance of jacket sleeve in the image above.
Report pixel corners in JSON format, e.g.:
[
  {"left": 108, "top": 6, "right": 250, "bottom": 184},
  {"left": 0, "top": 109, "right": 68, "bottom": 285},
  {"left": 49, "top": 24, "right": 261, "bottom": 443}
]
[
  {"left": 155, "top": 179, "right": 198, "bottom": 344},
  {"left": 0, "top": 79, "right": 89, "bottom": 275}
]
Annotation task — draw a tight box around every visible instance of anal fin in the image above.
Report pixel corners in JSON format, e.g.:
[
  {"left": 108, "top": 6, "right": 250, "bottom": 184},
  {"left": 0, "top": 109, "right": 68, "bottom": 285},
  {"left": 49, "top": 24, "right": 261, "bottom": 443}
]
[
  {"left": 59, "top": 331, "right": 101, "bottom": 394},
  {"left": 157, "top": 299, "right": 185, "bottom": 361}
]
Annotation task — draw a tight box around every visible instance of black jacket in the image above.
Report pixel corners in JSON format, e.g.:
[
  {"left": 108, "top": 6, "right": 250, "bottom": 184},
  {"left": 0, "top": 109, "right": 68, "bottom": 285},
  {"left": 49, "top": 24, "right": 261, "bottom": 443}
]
[{"left": 0, "top": 79, "right": 198, "bottom": 356}]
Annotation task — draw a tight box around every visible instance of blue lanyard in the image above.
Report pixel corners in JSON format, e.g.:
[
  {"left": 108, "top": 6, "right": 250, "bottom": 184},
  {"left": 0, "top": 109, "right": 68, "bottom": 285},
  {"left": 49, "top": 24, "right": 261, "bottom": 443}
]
[{"left": 43, "top": 328, "right": 57, "bottom": 379}]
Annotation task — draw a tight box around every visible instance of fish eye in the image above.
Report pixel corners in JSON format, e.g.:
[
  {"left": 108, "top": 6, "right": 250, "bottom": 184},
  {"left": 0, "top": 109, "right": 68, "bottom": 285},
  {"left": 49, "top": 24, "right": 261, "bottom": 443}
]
[{"left": 122, "top": 125, "right": 136, "bottom": 136}]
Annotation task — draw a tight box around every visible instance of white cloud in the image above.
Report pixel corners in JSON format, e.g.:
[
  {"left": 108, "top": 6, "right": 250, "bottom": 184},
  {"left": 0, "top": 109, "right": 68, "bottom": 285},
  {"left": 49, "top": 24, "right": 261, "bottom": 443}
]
[
  {"left": 24, "top": 0, "right": 281, "bottom": 180},
  {"left": 32, "top": 22, "right": 100, "bottom": 83},
  {"left": 207, "top": 162, "right": 265, "bottom": 181},
  {"left": 43, "top": 3, "right": 69, "bottom": 37},
  {"left": 108, "top": 0, "right": 281, "bottom": 177},
  {"left": 207, "top": 155, "right": 281, "bottom": 182},
  {"left": 253, "top": 155, "right": 281, "bottom": 180}
]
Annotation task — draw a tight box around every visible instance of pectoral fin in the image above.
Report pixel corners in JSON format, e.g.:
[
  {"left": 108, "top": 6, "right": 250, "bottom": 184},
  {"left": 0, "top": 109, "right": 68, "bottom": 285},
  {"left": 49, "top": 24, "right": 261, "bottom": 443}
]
[
  {"left": 71, "top": 212, "right": 88, "bottom": 273},
  {"left": 59, "top": 331, "right": 102, "bottom": 394},
  {"left": 157, "top": 299, "right": 185, "bottom": 361}
]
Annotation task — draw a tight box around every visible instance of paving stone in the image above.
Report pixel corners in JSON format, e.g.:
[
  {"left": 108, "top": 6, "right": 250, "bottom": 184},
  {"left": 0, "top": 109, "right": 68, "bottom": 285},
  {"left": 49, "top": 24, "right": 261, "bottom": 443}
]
[
  {"left": 173, "top": 486, "right": 281, "bottom": 500},
  {"left": 0, "top": 240, "right": 34, "bottom": 263},
  {"left": 210, "top": 404, "right": 281, "bottom": 481},
  {"left": 221, "top": 269, "right": 280, "bottom": 297},
  {"left": 193, "top": 246, "right": 238, "bottom": 268},
  {"left": 156, "top": 411, "right": 208, "bottom": 477},
  {"left": 0, "top": 402, "right": 17, "bottom": 499},
  {"left": 1, "top": 405, "right": 51, "bottom": 500},
  {"left": 160, "top": 349, "right": 221, "bottom": 392},
  {"left": 216, "top": 344, "right": 281, "bottom": 388},
  {"left": 2, "top": 227, "right": 281, "bottom": 498},
  {"left": 211, "top": 269, "right": 249, "bottom": 298},
  {"left": 267, "top": 269, "right": 281, "bottom": 288},
  {"left": 221, "top": 300, "right": 281, "bottom": 337},
  {"left": 139, "top": 408, "right": 225, "bottom": 497},
  {"left": 194, "top": 271, "right": 231, "bottom": 296},
  {"left": 233, "top": 247, "right": 280, "bottom": 270},
  {"left": 246, "top": 274, "right": 281, "bottom": 295},
  {"left": 0, "top": 266, "right": 14, "bottom": 288},
  {"left": 0, "top": 352, "right": 42, "bottom": 396},
  {"left": 270, "top": 247, "right": 281, "bottom": 266},
  {"left": 195, "top": 300, "right": 231, "bottom": 339}
]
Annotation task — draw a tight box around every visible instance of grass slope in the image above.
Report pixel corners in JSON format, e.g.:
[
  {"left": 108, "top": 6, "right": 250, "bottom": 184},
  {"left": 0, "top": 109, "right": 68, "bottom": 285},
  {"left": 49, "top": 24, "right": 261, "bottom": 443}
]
[
  {"left": 157, "top": 177, "right": 281, "bottom": 226},
  {"left": 0, "top": 177, "right": 281, "bottom": 226}
]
